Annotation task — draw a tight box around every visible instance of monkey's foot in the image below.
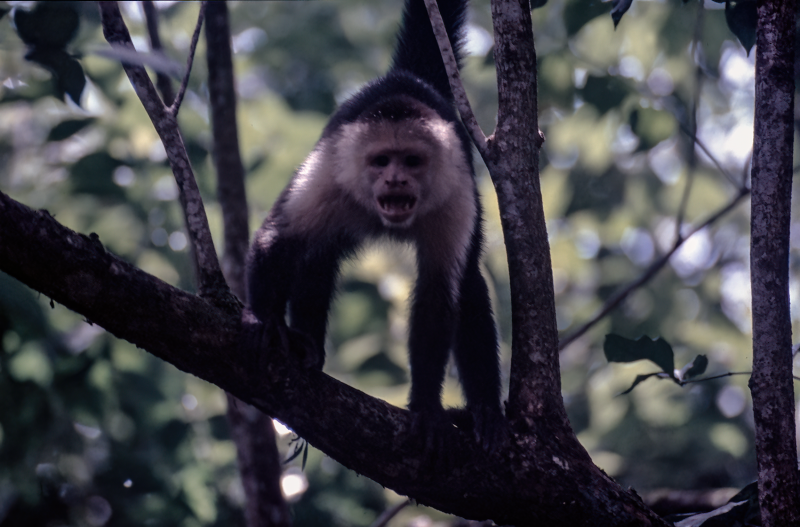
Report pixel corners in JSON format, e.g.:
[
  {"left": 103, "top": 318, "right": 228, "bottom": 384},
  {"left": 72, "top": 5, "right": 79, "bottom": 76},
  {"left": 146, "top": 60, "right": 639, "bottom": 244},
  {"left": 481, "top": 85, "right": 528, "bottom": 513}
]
[
  {"left": 446, "top": 406, "right": 507, "bottom": 451},
  {"left": 240, "top": 309, "right": 323, "bottom": 370},
  {"left": 407, "top": 408, "right": 460, "bottom": 473},
  {"left": 286, "top": 328, "right": 323, "bottom": 370},
  {"left": 469, "top": 405, "right": 507, "bottom": 451}
]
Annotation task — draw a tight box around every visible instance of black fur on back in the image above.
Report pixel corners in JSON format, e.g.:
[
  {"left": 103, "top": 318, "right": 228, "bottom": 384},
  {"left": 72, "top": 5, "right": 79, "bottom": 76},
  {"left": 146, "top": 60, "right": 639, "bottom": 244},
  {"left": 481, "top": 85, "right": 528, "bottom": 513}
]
[
  {"left": 322, "top": 1, "right": 471, "bottom": 163},
  {"left": 390, "top": 0, "right": 468, "bottom": 102}
]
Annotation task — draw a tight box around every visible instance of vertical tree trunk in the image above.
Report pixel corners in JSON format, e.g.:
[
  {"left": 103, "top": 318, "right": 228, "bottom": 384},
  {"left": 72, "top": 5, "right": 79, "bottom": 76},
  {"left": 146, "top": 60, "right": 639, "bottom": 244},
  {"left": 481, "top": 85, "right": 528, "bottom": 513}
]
[
  {"left": 205, "top": 3, "right": 291, "bottom": 526},
  {"left": 749, "top": 1, "right": 800, "bottom": 525},
  {"left": 488, "top": 0, "right": 567, "bottom": 435}
]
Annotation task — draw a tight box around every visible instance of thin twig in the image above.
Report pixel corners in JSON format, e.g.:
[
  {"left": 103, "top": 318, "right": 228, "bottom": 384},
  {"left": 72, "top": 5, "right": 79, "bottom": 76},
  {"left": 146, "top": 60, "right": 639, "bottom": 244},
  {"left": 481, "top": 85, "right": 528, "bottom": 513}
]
[
  {"left": 564, "top": 47, "right": 751, "bottom": 351},
  {"left": 170, "top": 1, "right": 206, "bottom": 116},
  {"left": 678, "top": 122, "right": 741, "bottom": 188},
  {"left": 141, "top": 0, "right": 175, "bottom": 105},
  {"left": 573, "top": 55, "right": 742, "bottom": 189},
  {"left": 422, "top": 0, "right": 489, "bottom": 158},
  {"left": 674, "top": 0, "right": 705, "bottom": 243},
  {"left": 680, "top": 371, "right": 751, "bottom": 385},
  {"left": 98, "top": 1, "right": 228, "bottom": 301},
  {"left": 369, "top": 500, "right": 411, "bottom": 527},
  {"left": 559, "top": 186, "right": 750, "bottom": 350},
  {"left": 205, "top": 3, "right": 289, "bottom": 524}
]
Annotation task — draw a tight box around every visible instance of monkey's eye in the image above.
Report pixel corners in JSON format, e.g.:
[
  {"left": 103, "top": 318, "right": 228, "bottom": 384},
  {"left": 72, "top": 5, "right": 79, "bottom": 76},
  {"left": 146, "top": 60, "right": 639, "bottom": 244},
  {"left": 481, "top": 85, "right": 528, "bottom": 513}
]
[
  {"left": 404, "top": 155, "right": 422, "bottom": 167},
  {"left": 370, "top": 155, "right": 390, "bottom": 168}
]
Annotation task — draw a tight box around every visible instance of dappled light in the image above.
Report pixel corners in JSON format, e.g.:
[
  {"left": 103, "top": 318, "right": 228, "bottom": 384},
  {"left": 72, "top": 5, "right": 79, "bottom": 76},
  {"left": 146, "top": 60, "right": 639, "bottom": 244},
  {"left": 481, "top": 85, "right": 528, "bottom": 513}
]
[{"left": 0, "top": 0, "right": 795, "bottom": 525}]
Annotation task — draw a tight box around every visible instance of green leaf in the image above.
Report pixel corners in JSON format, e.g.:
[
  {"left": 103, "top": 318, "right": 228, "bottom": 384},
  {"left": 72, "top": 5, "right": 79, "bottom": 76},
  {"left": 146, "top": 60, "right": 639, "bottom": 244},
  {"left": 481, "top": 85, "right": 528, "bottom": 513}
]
[
  {"left": 725, "top": 0, "right": 757, "bottom": 55},
  {"left": 563, "top": 1, "right": 611, "bottom": 37},
  {"left": 604, "top": 334, "right": 676, "bottom": 376},
  {"left": 23, "top": 48, "right": 86, "bottom": 105},
  {"left": 681, "top": 355, "right": 708, "bottom": 380},
  {"left": 56, "top": 55, "right": 86, "bottom": 105},
  {"left": 70, "top": 152, "right": 125, "bottom": 198},
  {"left": 675, "top": 482, "right": 759, "bottom": 526},
  {"left": 48, "top": 118, "right": 95, "bottom": 142},
  {"left": 611, "top": 0, "right": 634, "bottom": 28},
  {"left": 531, "top": 0, "right": 548, "bottom": 8},
  {"left": 13, "top": 3, "right": 79, "bottom": 49}
]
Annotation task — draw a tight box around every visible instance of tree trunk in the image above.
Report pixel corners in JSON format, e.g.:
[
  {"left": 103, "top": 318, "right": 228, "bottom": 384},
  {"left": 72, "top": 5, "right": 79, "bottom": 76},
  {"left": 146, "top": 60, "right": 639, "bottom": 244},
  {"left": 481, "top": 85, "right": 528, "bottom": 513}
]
[
  {"left": 205, "top": 3, "right": 292, "bottom": 525},
  {"left": 749, "top": 0, "right": 800, "bottom": 525}
]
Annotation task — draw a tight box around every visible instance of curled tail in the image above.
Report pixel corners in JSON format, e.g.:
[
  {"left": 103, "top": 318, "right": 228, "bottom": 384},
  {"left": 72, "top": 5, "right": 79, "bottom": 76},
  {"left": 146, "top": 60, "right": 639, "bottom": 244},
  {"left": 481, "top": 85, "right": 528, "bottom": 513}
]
[{"left": 390, "top": 0, "right": 468, "bottom": 102}]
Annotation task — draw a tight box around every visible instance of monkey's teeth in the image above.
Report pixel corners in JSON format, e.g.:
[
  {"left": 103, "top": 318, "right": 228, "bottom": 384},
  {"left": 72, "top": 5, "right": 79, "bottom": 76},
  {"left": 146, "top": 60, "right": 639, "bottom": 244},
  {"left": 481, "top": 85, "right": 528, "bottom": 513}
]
[{"left": 379, "top": 195, "right": 416, "bottom": 213}]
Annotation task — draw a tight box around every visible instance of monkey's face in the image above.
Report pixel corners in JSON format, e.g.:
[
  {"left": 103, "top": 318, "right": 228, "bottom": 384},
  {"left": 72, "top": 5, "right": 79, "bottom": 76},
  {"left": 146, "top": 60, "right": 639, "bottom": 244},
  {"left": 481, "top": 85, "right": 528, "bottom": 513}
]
[
  {"left": 333, "top": 110, "right": 467, "bottom": 230},
  {"left": 365, "top": 147, "right": 430, "bottom": 228}
]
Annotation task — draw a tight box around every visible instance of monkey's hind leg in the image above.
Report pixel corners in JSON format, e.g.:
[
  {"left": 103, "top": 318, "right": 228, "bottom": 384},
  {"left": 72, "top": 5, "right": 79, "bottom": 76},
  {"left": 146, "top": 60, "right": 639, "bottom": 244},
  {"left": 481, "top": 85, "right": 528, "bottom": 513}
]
[{"left": 453, "top": 260, "right": 506, "bottom": 449}]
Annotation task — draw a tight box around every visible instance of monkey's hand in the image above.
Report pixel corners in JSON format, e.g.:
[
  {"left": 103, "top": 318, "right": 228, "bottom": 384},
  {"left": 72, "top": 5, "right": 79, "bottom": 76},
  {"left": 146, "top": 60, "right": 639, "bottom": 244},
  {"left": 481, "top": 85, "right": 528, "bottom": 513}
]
[{"left": 240, "top": 309, "right": 324, "bottom": 370}]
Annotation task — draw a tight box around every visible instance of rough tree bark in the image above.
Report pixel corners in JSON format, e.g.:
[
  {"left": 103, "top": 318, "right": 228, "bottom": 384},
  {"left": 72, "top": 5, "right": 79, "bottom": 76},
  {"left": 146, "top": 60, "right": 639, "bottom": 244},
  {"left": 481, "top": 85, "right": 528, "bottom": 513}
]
[
  {"left": 749, "top": 0, "right": 800, "bottom": 526},
  {"left": 100, "top": 3, "right": 290, "bottom": 524},
  {"left": 0, "top": 163, "right": 667, "bottom": 527},
  {"left": 98, "top": 1, "right": 230, "bottom": 303},
  {"left": 205, "top": 3, "right": 291, "bottom": 526}
]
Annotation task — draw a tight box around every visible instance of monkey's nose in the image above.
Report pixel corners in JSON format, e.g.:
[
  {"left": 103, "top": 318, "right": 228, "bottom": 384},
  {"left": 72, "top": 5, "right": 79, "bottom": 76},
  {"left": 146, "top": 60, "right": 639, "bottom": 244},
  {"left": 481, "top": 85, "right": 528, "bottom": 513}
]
[{"left": 386, "top": 176, "right": 408, "bottom": 187}]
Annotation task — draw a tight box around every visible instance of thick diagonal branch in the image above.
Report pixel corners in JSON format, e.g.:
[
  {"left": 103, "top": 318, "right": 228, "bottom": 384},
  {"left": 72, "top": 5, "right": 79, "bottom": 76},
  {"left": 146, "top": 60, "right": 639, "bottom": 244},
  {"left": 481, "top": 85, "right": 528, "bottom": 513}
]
[{"left": 0, "top": 189, "right": 669, "bottom": 526}]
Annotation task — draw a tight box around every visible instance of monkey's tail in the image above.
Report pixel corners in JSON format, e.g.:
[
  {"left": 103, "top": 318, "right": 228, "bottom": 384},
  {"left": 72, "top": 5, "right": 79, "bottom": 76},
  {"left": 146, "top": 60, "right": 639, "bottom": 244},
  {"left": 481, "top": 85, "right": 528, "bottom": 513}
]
[{"left": 390, "top": 0, "right": 468, "bottom": 102}]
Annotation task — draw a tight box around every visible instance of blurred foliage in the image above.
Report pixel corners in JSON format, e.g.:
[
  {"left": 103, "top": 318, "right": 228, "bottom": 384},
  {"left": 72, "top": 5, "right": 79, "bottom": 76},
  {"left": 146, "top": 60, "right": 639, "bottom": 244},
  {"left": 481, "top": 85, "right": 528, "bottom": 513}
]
[
  {"left": 12, "top": 2, "right": 85, "bottom": 105},
  {"left": 0, "top": 0, "right": 796, "bottom": 526}
]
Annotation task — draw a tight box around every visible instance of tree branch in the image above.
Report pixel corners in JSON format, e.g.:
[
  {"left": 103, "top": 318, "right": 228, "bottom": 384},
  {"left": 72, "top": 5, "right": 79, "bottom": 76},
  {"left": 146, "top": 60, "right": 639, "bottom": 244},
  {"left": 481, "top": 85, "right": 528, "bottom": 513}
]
[
  {"left": 0, "top": 188, "right": 669, "bottom": 526},
  {"left": 422, "top": 0, "right": 488, "bottom": 158},
  {"left": 486, "top": 0, "right": 562, "bottom": 433},
  {"left": 142, "top": 0, "right": 175, "bottom": 105},
  {"left": 169, "top": 1, "right": 205, "bottom": 116},
  {"left": 98, "top": 1, "right": 228, "bottom": 301},
  {"left": 559, "top": 186, "right": 750, "bottom": 350},
  {"left": 204, "top": 2, "right": 290, "bottom": 525}
]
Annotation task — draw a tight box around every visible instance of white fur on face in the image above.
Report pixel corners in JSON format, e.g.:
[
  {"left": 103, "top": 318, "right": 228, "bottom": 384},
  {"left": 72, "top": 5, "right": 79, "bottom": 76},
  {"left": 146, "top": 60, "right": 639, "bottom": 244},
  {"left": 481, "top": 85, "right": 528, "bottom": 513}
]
[{"left": 282, "top": 100, "right": 477, "bottom": 298}]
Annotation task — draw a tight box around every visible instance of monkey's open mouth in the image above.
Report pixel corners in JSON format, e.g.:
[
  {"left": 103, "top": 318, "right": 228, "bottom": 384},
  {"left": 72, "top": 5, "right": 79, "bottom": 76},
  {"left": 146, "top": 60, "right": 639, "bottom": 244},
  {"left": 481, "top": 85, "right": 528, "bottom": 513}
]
[{"left": 377, "top": 193, "right": 417, "bottom": 223}]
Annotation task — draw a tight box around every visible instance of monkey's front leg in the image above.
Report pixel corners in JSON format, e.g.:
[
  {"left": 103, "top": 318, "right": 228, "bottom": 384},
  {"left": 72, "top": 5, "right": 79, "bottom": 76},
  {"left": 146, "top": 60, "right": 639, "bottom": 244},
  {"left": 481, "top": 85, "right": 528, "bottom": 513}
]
[
  {"left": 405, "top": 271, "right": 460, "bottom": 463},
  {"left": 245, "top": 232, "right": 323, "bottom": 368},
  {"left": 453, "top": 258, "right": 505, "bottom": 449},
  {"left": 407, "top": 272, "right": 455, "bottom": 415},
  {"left": 286, "top": 249, "right": 341, "bottom": 371}
]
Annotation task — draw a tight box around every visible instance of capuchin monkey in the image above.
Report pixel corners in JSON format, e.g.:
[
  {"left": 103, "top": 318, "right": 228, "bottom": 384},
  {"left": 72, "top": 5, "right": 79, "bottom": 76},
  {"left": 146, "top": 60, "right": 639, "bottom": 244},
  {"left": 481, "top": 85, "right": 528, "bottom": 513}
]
[{"left": 246, "top": 0, "right": 503, "bottom": 446}]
